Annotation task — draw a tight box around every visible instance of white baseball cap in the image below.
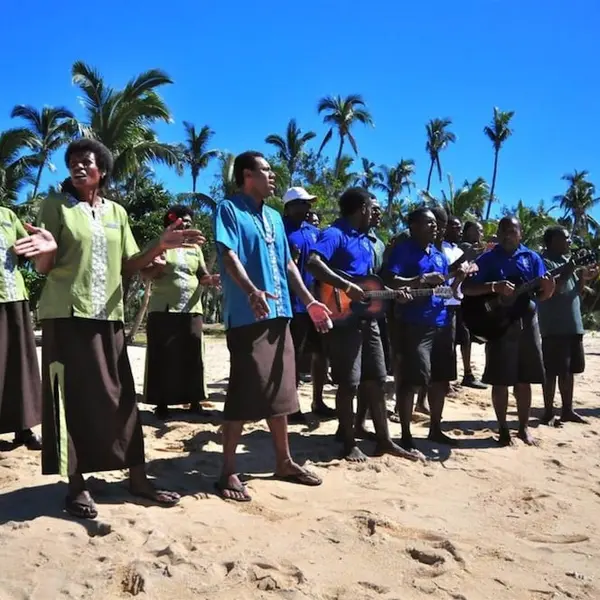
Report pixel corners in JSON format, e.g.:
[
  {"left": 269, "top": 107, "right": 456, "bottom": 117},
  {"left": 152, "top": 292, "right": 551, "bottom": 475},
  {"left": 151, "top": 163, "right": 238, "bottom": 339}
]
[{"left": 283, "top": 187, "right": 317, "bottom": 205}]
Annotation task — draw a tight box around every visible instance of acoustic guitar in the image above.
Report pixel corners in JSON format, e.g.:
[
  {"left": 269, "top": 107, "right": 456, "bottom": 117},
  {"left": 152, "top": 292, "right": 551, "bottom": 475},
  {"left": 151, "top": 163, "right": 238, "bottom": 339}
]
[
  {"left": 461, "top": 248, "right": 597, "bottom": 343},
  {"left": 319, "top": 271, "right": 454, "bottom": 323}
]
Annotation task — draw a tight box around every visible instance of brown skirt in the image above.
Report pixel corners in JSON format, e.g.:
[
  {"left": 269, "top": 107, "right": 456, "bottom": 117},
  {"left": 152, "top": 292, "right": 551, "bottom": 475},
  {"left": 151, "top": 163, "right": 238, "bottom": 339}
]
[
  {"left": 41, "top": 318, "right": 145, "bottom": 476},
  {"left": 143, "top": 312, "right": 207, "bottom": 406},
  {"left": 0, "top": 301, "right": 42, "bottom": 434},
  {"left": 224, "top": 318, "right": 298, "bottom": 422}
]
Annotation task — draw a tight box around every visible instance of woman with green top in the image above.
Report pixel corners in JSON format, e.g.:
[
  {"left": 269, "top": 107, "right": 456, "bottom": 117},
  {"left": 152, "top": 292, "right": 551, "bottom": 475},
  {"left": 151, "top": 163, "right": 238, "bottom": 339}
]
[
  {"left": 1, "top": 207, "right": 57, "bottom": 450},
  {"left": 34, "top": 139, "right": 206, "bottom": 520},
  {"left": 143, "top": 205, "right": 220, "bottom": 419}
]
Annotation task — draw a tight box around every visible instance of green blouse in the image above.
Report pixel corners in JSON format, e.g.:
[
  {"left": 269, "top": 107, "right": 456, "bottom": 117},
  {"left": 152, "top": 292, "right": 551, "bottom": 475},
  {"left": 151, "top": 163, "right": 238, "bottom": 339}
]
[
  {"left": 148, "top": 245, "right": 207, "bottom": 314},
  {"left": 0, "top": 207, "right": 28, "bottom": 304},
  {"left": 37, "top": 193, "right": 140, "bottom": 322}
]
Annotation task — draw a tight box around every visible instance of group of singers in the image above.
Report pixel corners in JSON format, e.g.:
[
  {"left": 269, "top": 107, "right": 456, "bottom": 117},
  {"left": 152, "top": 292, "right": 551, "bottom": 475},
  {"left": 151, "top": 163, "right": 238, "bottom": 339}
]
[{"left": 0, "top": 143, "right": 596, "bottom": 515}]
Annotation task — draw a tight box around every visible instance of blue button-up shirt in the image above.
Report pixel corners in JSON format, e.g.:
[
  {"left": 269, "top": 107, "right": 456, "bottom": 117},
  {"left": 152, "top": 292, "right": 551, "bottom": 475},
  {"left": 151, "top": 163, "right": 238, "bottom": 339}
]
[
  {"left": 284, "top": 218, "right": 319, "bottom": 314},
  {"left": 214, "top": 194, "right": 292, "bottom": 330},
  {"left": 471, "top": 243, "right": 546, "bottom": 284},
  {"left": 388, "top": 238, "right": 449, "bottom": 327},
  {"left": 311, "top": 218, "right": 373, "bottom": 277}
]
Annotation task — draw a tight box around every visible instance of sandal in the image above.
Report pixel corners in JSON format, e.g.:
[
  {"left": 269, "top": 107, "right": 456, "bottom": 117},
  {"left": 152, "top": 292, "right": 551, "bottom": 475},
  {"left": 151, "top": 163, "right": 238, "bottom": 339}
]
[
  {"left": 274, "top": 468, "right": 322, "bottom": 487},
  {"left": 129, "top": 487, "right": 180, "bottom": 506},
  {"left": 65, "top": 493, "right": 98, "bottom": 520},
  {"left": 214, "top": 475, "right": 251, "bottom": 502},
  {"left": 13, "top": 430, "right": 42, "bottom": 451}
]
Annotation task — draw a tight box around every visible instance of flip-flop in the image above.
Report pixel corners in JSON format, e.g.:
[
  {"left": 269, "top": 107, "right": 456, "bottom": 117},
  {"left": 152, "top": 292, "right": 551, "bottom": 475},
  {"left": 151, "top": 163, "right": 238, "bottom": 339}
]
[
  {"left": 129, "top": 488, "right": 180, "bottom": 506},
  {"left": 65, "top": 494, "right": 98, "bottom": 520},
  {"left": 214, "top": 477, "right": 252, "bottom": 502},
  {"left": 274, "top": 469, "right": 323, "bottom": 487}
]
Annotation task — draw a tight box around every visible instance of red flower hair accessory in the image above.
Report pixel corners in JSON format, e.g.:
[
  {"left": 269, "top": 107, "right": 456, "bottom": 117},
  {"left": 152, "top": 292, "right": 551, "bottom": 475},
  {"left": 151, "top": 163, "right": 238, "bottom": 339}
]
[{"left": 167, "top": 212, "right": 178, "bottom": 222}]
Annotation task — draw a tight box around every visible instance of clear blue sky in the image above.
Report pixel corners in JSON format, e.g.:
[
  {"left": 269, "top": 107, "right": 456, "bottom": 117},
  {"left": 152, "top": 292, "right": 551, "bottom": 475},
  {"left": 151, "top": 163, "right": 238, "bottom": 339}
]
[{"left": 1, "top": 0, "right": 599, "bottom": 218}]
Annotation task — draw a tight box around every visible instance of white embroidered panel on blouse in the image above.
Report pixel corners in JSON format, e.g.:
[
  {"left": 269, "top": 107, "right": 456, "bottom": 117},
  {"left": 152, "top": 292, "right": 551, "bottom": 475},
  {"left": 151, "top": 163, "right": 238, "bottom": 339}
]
[
  {"left": 0, "top": 232, "right": 18, "bottom": 301},
  {"left": 76, "top": 199, "right": 109, "bottom": 319},
  {"left": 173, "top": 247, "right": 193, "bottom": 312}
]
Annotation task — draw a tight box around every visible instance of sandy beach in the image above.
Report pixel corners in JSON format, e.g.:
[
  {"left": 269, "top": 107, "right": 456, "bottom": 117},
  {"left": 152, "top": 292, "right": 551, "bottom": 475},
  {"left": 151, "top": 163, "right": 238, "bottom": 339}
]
[{"left": 1, "top": 333, "right": 599, "bottom": 600}]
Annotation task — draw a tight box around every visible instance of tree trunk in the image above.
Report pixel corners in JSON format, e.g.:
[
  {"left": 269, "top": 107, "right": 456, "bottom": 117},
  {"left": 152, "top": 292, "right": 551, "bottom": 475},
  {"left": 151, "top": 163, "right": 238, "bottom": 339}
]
[
  {"left": 32, "top": 159, "right": 45, "bottom": 200},
  {"left": 387, "top": 191, "right": 394, "bottom": 219},
  {"left": 192, "top": 173, "right": 197, "bottom": 193},
  {"left": 127, "top": 281, "right": 152, "bottom": 344},
  {"left": 485, "top": 149, "right": 499, "bottom": 221},
  {"left": 426, "top": 159, "right": 435, "bottom": 192},
  {"left": 334, "top": 136, "right": 345, "bottom": 178}
]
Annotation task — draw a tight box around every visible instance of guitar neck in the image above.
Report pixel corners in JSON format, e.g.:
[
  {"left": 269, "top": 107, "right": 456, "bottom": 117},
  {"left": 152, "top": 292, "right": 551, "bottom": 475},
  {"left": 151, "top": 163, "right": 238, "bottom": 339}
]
[
  {"left": 365, "top": 288, "right": 436, "bottom": 299},
  {"left": 513, "top": 262, "right": 570, "bottom": 297}
]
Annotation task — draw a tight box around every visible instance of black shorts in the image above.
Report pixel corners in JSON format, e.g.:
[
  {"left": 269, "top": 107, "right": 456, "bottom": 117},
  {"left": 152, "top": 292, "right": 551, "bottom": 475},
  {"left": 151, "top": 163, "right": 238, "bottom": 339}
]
[
  {"left": 542, "top": 334, "right": 585, "bottom": 377},
  {"left": 482, "top": 315, "right": 545, "bottom": 386},
  {"left": 289, "top": 312, "right": 322, "bottom": 356},
  {"left": 396, "top": 317, "right": 457, "bottom": 386},
  {"left": 324, "top": 319, "right": 387, "bottom": 388},
  {"left": 451, "top": 305, "right": 469, "bottom": 346}
]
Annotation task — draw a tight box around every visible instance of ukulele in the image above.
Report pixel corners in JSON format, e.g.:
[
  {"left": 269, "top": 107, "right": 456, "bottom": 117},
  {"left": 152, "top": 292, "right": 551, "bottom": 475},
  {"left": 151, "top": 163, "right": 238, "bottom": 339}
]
[
  {"left": 461, "top": 248, "right": 597, "bottom": 343},
  {"left": 319, "top": 271, "right": 454, "bottom": 323}
]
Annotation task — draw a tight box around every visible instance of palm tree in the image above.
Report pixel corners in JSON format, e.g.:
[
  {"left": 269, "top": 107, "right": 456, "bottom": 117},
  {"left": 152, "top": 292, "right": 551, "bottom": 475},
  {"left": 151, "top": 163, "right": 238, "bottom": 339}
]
[
  {"left": 331, "top": 155, "right": 358, "bottom": 189},
  {"left": 181, "top": 122, "right": 218, "bottom": 193},
  {"left": 71, "top": 61, "right": 181, "bottom": 184},
  {"left": 354, "top": 158, "right": 379, "bottom": 190},
  {"left": 265, "top": 119, "right": 316, "bottom": 185},
  {"left": 423, "top": 175, "right": 489, "bottom": 220},
  {"left": 425, "top": 118, "right": 456, "bottom": 192},
  {"left": 554, "top": 170, "right": 600, "bottom": 236},
  {"left": 483, "top": 107, "right": 515, "bottom": 220},
  {"left": 512, "top": 200, "right": 557, "bottom": 249},
  {"left": 0, "top": 128, "right": 37, "bottom": 206},
  {"left": 10, "top": 105, "right": 75, "bottom": 200},
  {"left": 316, "top": 94, "right": 373, "bottom": 177},
  {"left": 375, "top": 159, "right": 416, "bottom": 218}
]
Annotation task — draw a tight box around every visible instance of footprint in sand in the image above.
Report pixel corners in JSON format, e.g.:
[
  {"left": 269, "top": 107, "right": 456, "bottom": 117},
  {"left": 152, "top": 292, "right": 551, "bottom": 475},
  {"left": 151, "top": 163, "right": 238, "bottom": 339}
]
[{"left": 222, "top": 559, "right": 306, "bottom": 592}]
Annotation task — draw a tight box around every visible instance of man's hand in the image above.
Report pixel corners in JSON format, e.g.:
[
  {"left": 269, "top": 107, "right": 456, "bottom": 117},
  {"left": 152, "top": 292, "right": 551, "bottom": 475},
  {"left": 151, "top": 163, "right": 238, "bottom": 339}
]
[
  {"left": 420, "top": 272, "right": 446, "bottom": 287},
  {"left": 539, "top": 273, "right": 556, "bottom": 300},
  {"left": 248, "top": 289, "right": 278, "bottom": 320},
  {"left": 581, "top": 265, "right": 600, "bottom": 282},
  {"left": 13, "top": 223, "right": 57, "bottom": 257},
  {"left": 395, "top": 288, "right": 413, "bottom": 304},
  {"left": 346, "top": 282, "right": 366, "bottom": 302},
  {"left": 494, "top": 281, "right": 515, "bottom": 296},
  {"left": 306, "top": 301, "right": 333, "bottom": 333}
]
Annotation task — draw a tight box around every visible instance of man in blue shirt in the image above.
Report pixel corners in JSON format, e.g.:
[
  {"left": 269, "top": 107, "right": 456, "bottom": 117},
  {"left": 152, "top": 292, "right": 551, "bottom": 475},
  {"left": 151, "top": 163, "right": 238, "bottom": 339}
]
[
  {"left": 463, "top": 216, "right": 555, "bottom": 446},
  {"left": 214, "top": 151, "right": 332, "bottom": 501},
  {"left": 283, "top": 186, "right": 335, "bottom": 420},
  {"left": 385, "top": 207, "right": 458, "bottom": 452},
  {"left": 307, "top": 187, "right": 416, "bottom": 463}
]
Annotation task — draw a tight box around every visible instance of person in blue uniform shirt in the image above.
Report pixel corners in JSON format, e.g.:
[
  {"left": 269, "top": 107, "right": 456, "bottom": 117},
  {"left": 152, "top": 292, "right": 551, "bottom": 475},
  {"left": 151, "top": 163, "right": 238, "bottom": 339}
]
[
  {"left": 462, "top": 216, "right": 555, "bottom": 446},
  {"left": 307, "top": 187, "right": 417, "bottom": 463},
  {"left": 283, "top": 187, "right": 335, "bottom": 421}
]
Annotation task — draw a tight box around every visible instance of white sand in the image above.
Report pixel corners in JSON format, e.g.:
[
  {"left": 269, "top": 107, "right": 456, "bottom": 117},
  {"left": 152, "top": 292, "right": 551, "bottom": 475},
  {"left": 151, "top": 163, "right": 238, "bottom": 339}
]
[{"left": 1, "top": 335, "right": 599, "bottom": 599}]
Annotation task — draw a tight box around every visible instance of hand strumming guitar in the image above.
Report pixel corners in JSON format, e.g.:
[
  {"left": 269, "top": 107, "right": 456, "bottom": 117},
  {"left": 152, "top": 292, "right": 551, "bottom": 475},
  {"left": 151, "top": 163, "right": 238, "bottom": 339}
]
[
  {"left": 395, "top": 289, "right": 413, "bottom": 304},
  {"left": 420, "top": 272, "right": 445, "bottom": 287},
  {"left": 493, "top": 281, "right": 515, "bottom": 296},
  {"left": 538, "top": 273, "right": 556, "bottom": 300},
  {"left": 345, "top": 282, "right": 366, "bottom": 302}
]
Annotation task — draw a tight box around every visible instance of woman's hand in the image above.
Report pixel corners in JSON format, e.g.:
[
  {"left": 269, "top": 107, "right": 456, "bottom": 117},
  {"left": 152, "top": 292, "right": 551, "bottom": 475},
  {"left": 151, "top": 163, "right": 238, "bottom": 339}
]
[
  {"left": 159, "top": 218, "right": 206, "bottom": 250},
  {"left": 13, "top": 223, "right": 57, "bottom": 257},
  {"left": 306, "top": 300, "right": 333, "bottom": 333},
  {"left": 200, "top": 274, "right": 221, "bottom": 288}
]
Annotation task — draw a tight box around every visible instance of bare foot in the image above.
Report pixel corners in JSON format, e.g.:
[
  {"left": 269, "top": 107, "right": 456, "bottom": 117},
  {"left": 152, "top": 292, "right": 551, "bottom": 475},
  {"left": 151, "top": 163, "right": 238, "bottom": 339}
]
[
  {"left": 428, "top": 430, "right": 459, "bottom": 447},
  {"left": 517, "top": 427, "right": 537, "bottom": 446},
  {"left": 388, "top": 412, "right": 401, "bottom": 423},
  {"left": 311, "top": 403, "right": 336, "bottom": 419},
  {"left": 399, "top": 435, "right": 416, "bottom": 451},
  {"left": 343, "top": 446, "right": 368, "bottom": 462},
  {"left": 354, "top": 426, "right": 378, "bottom": 442},
  {"left": 375, "top": 440, "right": 423, "bottom": 462},
  {"left": 497, "top": 427, "right": 513, "bottom": 447},
  {"left": 415, "top": 402, "right": 430, "bottom": 416},
  {"left": 540, "top": 412, "right": 562, "bottom": 427},
  {"left": 561, "top": 410, "right": 588, "bottom": 424}
]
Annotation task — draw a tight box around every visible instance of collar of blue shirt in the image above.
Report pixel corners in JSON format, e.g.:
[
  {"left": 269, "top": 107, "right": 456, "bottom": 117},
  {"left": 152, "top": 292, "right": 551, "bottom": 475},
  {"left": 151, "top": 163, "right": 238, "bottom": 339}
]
[{"left": 334, "top": 217, "right": 366, "bottom": 237}]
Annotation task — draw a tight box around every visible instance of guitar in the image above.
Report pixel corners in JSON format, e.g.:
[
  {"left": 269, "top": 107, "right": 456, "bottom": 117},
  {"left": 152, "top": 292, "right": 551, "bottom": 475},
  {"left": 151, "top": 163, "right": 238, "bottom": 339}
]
[
  {"left": 461, "top": 249, "right": 597, "bottom": 343},
  {"left": 319, "top": 271, "right": 454, "bottom": 323}
]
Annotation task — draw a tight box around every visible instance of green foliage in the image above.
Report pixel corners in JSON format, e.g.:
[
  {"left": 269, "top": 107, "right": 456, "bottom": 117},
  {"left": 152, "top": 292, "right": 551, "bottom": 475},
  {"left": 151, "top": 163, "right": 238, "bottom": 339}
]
[{"left": 19, "top": 265, "right": 45, "bottom": 314}]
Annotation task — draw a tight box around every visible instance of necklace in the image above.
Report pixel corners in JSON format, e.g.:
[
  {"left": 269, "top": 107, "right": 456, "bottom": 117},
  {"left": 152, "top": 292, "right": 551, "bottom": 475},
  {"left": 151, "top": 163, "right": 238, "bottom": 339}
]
[{"left": 242, "top": 197, "right": 275, "bottom": 245}]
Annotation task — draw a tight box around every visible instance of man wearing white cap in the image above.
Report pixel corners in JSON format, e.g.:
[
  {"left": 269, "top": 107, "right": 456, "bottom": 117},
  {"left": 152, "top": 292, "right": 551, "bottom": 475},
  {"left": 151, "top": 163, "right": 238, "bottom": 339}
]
[{"left": 283, "top": 187, "right": 336, "bottom": 421}]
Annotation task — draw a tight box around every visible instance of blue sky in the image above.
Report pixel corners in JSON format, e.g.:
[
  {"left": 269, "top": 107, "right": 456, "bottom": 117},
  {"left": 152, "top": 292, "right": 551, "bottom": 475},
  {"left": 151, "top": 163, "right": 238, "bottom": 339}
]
[{"left": 1, "top": 0, "right": 599, "bottom": 219}]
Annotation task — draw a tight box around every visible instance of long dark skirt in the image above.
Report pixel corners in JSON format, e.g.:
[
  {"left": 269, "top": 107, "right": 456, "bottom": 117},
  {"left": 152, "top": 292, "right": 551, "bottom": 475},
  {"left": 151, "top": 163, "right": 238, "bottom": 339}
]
[
  {"left": 41, "top": 318, "right": 145, "bottom": 476},
  {"left": 143, "top": 312, "right": 206, "bottom": 406},
  {"left": 224, "top": 317, "right": 299, "bottom": 422},
  {"left": 0, "top": 301, "right": 42, "bottom": 434}
]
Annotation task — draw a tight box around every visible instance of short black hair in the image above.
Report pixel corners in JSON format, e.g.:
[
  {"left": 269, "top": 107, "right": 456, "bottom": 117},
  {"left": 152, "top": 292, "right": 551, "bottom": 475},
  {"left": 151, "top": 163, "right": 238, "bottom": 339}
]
[
  {"left": 164, "top": 204, "right": 194, "bottom": 228},
  {"left": 498, "top": 215, "right": 520, "bottom": 231},
  {"left": 339, "top": 187, "right": 372, "bottom": 217},
  {"left": 543, "top": 226, "right": 568, "bottom": 248},
  {"left": 64, "top": 138, "right": 113, "bottom": 188},
  {"left": 430, "top": 205, "right": 448, "bottom": 223},
  {"left": 462, "top": 220, "right": 478, "bottom": 236},
  {"left": 407, "top": 207, "right": 433, "bottom": 228},
  {"left": 233, "top": 151, "right": 264, "bottom": 187}
]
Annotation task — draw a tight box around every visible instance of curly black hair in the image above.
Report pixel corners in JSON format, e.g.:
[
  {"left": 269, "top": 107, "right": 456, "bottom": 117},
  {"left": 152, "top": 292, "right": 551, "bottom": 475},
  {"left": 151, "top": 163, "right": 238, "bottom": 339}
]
[
  {"left": 163, "top": 204, "right": 194, "bottom": 228},
  {"left": 339, "top": 187, "right": 372, "bottom": 217},
  {"left": 64, "top": 138, "right": 114, "bottom": 188}
]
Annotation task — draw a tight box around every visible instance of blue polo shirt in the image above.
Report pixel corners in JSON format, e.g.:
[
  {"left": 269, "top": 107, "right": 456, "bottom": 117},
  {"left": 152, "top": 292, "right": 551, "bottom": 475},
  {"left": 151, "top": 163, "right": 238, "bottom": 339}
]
[
  {"left": 284, "top": 218, "right": 319, "bottom": 314},
  {"left": 214, "top": 194, "right": 292, "bottom": 330},
  {"left": 471, "top": 243, "right": 546, "bottom": 284},
  {"left": 387, "top": 238, "right": 449, "bottom": 327},
  {"left": 311, "top": 218, "right": 373, "bottom": 277}
]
